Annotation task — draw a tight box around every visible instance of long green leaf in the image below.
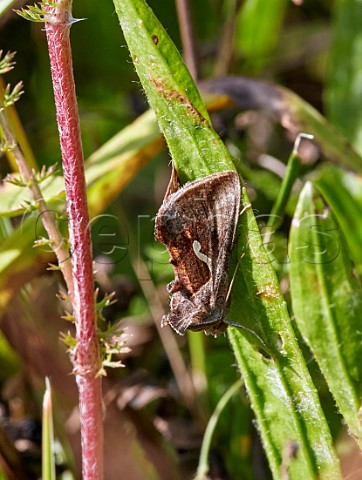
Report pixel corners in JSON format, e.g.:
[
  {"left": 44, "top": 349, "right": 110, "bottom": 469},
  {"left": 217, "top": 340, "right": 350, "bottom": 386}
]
[
  {"left": 113, "top": 1, "right": 342, "bottom": 478},
  {"left": 86, "top": 109, "right": 164, "bottom": 215},
  {"left": 228, "top": 187, "right": 341, "bottom": 479},
  {"left": 289, "top": 181, "right": 362, "bottom": 448},
  {"left": 113, "top": 0, "right": 235, "bottom": 182},
  {"left": 0, "top": 110, "right": 162, "bottom": 218}
]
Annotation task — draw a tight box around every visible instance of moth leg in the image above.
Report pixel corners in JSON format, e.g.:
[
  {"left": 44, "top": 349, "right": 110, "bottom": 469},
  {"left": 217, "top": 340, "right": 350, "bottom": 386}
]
[
  {"left": 161, "top": 315, "right": 171, "bottom": 327},
  {"left": 167, "top": 279, "right": 183, "bottom": 293},
  {"left": 224, "top": 319, "right": 269, "bottom": 353}
]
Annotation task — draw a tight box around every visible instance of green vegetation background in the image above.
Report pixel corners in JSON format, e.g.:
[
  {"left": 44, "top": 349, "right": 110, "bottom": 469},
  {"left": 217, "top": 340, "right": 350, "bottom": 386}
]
[{"left": 1, "top": 1, "right": 362, "bottom": 479}]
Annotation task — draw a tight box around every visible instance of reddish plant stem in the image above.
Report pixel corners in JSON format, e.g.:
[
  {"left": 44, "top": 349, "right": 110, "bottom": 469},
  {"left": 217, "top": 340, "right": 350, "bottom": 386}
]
[{"left": 44, "top": 2, "right": 103, "bottom": 479}]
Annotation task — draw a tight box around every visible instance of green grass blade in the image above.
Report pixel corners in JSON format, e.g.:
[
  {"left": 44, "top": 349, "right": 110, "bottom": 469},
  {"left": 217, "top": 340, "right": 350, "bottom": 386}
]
[
  {"left": 42, "top": 377, "right": 56, "bottom": 480},
  {"left": 0, "top": 110, "right": 161, "bottom": 218},
  {"left": 289, "top": 181, "right": 362, "bottom": 448},
  {"left": 267, "top": 134, "right": 311, "bottom": 230},
  {"left": 195, "top": 380, "right": 243, "bottom": 480}
]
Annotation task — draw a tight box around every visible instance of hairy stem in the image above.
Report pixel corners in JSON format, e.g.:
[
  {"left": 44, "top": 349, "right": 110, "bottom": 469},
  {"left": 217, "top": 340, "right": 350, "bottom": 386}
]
[{"left": 44, "top": 1, "right": 103, "bottom": 478}]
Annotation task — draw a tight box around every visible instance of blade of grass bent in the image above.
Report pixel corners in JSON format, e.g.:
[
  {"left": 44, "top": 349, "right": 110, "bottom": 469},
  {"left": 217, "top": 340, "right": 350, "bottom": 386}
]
[
  {"left": 267, "top": 134, "right": 308, "bottom": 231},
  {"left": 195, "top": 379, "right": 243, "bottom": 480}
]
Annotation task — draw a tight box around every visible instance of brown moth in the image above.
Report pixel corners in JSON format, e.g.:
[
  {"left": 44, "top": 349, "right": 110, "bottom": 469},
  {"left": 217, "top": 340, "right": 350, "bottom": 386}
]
[{"left": 154, "top": 167, "right": 241, "bottom": 336}]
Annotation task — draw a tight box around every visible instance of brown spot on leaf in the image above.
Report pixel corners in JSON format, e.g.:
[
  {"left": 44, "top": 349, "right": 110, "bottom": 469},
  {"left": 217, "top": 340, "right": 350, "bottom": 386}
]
[{"left": 150, "top": 77, "right": 209, "bottom": 127}]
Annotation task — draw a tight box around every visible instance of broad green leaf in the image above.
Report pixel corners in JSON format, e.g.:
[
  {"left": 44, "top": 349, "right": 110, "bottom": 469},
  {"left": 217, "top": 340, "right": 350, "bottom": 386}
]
[
  {"left": 289, "top": 182, "right": 362, "bottom": 448},
  {"left": 326, "top": 0, "right": 362, "bottom": 154},
  {"left": 228, "top": 188, "right": 341, "bottom": 480},
  {"left": 114, "top": 2, "right": 342, "bottom": 478}
]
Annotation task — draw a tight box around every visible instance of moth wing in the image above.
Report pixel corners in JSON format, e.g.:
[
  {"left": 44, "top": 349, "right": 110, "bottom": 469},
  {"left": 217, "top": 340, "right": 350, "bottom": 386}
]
[
  {"left": 155, "top": 179, "right": 211, "bottom": 297},
  {"left": 155, "top": 170, "right": 240, "bottom": 299},
  {"left": 206, "top": 171, "right": 240, "bottom": 294}
]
